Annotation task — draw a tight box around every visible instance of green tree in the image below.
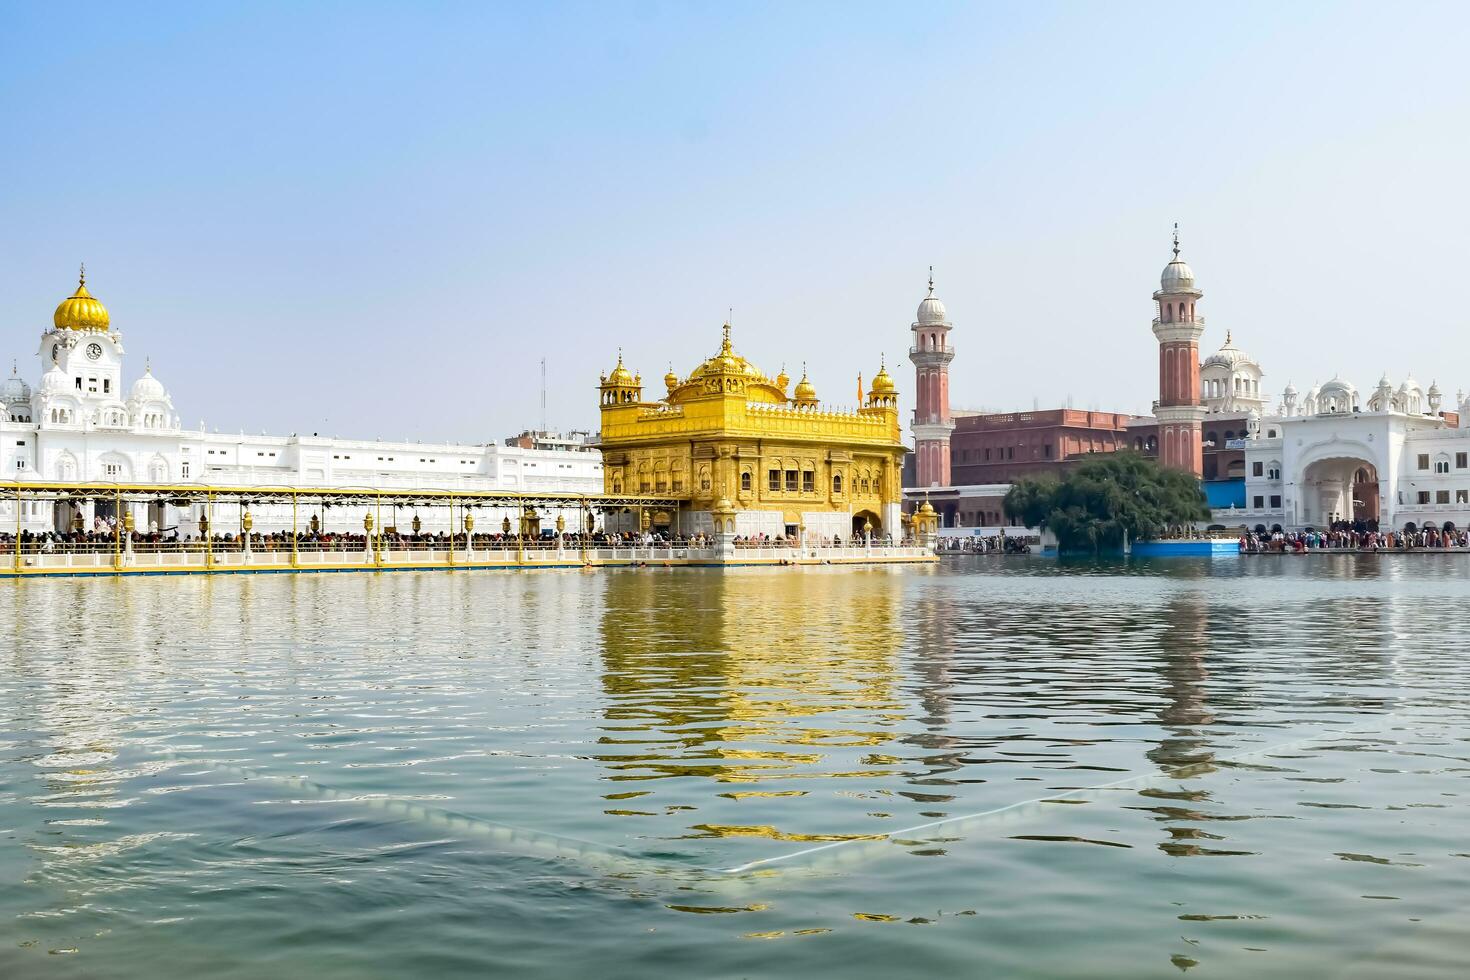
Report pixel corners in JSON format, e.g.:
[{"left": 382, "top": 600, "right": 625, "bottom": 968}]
[{"left": 1002, "top": 452, "right": 1210, "bottom": 553}]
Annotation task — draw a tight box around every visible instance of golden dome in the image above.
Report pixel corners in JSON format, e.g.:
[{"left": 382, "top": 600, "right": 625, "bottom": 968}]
[
  {"left": 793, "top": 365, "right": 818, "bottom": 405},
  {"left": 681, "top": 324, "right": 783, "bottom": 402},
  {"left": 53, "top": 266, "right": 110, "bottom": 332},
  {"left": 776, "top": 365, "right": 790, "bottom": 390},
  {"left": 664, "top": 364, "right": 679, "bottom": 392},
  {"left": 603, "top": 350, "right": 636, "bottom": 387},
  {"left": 870, "top": 359, "right": 896, "bottom": 394},
  {"left": 918, "top": 499, "right": 935, "bottom": 515}
]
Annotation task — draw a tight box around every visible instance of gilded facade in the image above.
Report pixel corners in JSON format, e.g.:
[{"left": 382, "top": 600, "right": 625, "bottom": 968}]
[{"left": 597, "top": 326, "right": 906, "bottom": 540}]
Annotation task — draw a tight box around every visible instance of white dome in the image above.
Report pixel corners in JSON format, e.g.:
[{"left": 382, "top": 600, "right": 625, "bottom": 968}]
[
  {"left": 129, "top": 367, "right": 167, "bottom": 403},
  {"left": 1429, "top": 380, "right": 1442, "bottom": 397},
  {"left": 1, "top": 373, "right": 29, "bottom": 405},
  {"left": 1160, "top": 257, "right": 1196, "bottom": 292},
  {"left": 38, "top": 365, "right": 68, "bottom": 394},
  {"left": 1283, "top": 381, "right": 1298, "bottom": 397},
  {"left": 1201, "top": 332, "right": 1258, "bottom": 372},
  {"left": 1317, "top": 377, "right": 1357, "bottom": 413},
  {"left": 916, "top": 276, "right": 948, "bottom": 325}
]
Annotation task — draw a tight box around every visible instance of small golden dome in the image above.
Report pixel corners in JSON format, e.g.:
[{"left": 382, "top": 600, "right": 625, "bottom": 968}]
[
  {"left": 870, "top": 359, "right": 896, "bottom": 394},
  {"left": 53, "top": 265, "right": 110, "bottom": 332},
  {"left": 793, "top": 365, "right": 818, "bottom": 404},
  {"left": 604, "top": 350, "right": 635, "bottom": 387},
  {"left": 664, "top": 364, "right": 679, "bottom": 392},
  {"left": 776, "top": 365, "right": 790, "bottom": 390},
  {"left": 918, "top": 499, "right": 935, "bottom": 515}
]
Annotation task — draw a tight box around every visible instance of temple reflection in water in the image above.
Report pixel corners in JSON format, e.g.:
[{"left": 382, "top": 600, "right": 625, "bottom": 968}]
[{"left": 595, "top": 568, "right": 909, "bottom": 790}]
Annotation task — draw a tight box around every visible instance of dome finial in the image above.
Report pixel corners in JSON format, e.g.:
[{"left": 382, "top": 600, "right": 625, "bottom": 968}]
[
  {"left": 1172, "top": 223, "right": 1180, "bottom": 258},
  {"left": 927, "top": 265, "right": 934, "bottom": 295},
  {"left": 720, "top": 319, "right": 732, "bottom": 355},
  {"left": 79, "top": 262, "right": 86, "bottom": 287},
  {"left": 1225, "top": 329, "right": 1231, "bottom": 346}
]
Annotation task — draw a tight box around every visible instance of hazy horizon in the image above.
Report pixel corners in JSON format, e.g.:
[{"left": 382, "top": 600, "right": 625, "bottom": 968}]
[{"left": 4, "top": 2, "right": 1469, "bottom": 444}]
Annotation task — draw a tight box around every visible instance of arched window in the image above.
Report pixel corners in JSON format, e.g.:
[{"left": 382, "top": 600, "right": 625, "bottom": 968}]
[
  {"left": 1224, "top": 430, "right": 1235, "bottom": 442},
  {"left": 833, "top": 473, "right": 843, "bottom": 493},
  {"left": 1267, "top": 462, "right": 1281, "bottom": 480},
  {"left": 740, "top": 471, "right": 751, "bottom": 492}
]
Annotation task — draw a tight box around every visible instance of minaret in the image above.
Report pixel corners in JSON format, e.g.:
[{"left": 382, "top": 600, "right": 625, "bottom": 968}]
[
  {"left": 908, "top": 268, "right": 956, "bottom": 488},
  {"left": 1151, "top": 228, "right": 1206, "bottom": 477}
]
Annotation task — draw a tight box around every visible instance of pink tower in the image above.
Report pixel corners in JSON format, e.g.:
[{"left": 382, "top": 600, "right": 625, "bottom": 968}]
[
  {"left": 1151, "top": 227, "right": 1206, "bottom": 477},
  {"left": 909, "top": 269, "right": 956, "bottom": 488}
]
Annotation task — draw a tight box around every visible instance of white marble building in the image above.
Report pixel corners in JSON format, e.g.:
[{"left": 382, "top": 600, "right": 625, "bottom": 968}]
[
  {"left": 0, "top": 271, "right": 603, "bottom": 534},
  {"left": 1230, "top": 375, "right": 1470, "bottom": 531}
]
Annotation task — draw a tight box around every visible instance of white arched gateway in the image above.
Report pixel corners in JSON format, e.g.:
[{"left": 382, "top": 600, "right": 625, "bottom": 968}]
[{"left": 1235, "top": 376, "right": 1470, "bottom": 531}]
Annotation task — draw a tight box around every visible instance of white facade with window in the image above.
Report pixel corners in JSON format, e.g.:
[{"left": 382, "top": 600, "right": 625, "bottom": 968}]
[{"left": 0, "top": 272, "right": 602, "bottom": 534}]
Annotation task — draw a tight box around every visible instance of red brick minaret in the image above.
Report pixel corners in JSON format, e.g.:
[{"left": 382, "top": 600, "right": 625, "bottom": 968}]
[
  {"left": 909, "top": 269, "right": 955, "bottom": 488},
  {"left": 1151, "top": 227, "right": 1206, "bottom": 477}
]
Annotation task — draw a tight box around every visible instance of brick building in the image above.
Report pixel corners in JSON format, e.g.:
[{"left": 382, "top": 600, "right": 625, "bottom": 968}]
[
  {"left": 902, "top": 408, "right": 1133, "bottom": 527},
  {"left": 949, "top": 409, "right": 1133, "bottom": 484}
]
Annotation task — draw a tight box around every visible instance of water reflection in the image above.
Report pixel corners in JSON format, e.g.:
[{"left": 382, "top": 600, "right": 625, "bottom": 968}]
[
  {"left": 3, "top": 560, "right": 1470, "bottom": 978},
  {"left": 1147, "top": 592, "right": 1216, "bottom": 777},
  {"left": 595, "top": 569, "right": 905, "bottom": 841}
]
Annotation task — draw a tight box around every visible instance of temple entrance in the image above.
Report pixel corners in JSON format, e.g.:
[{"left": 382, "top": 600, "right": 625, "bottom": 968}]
[
  {"left": 1302, "top": 457, "right": 1379, "bottom": 528},
  {"left": 852, "top": 510, "right": 881, "bottom": 538}
]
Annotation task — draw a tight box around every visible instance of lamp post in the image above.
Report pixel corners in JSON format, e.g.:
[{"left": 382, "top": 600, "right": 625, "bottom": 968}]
[
  {"left": 241, "top": 510, "right": 253, "bottom": 559},
  {"left": 200, "top": 507, "right": 212, "bottom": 569},
  {"left": 119, "top": 506, "right": 135, "bottom": 569},
  {"left": 464, "top": 512, "right": 474, "bottom": 561},
  {"left": 516, "top": 505, "right": 525, "bottom": 564},
  {"left": 363, "top": 511, "right": 375, "bottom": 565}
]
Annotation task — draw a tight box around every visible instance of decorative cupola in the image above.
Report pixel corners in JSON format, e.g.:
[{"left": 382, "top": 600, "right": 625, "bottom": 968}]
[
  {"left": 867, "top": 356, "right": 898, "bottom": 409},
  {"left": 1, "top": 360, "right": 31, "bottom": 408},
  {"left": 599, "top": 350, "right": 642, "bottom": 405},
  {"left": 792, "top": 364, "right": 818, "bottom": 409}
]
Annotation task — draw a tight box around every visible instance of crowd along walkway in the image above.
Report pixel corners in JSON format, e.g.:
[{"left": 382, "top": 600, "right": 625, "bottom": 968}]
[{"left": 0, "top": 480, "right": 936, "bottom": 577}]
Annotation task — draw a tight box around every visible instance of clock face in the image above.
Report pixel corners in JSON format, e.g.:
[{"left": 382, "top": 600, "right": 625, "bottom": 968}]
[{"left": 86, "top": 342, "right": 103, "bottom": 360}]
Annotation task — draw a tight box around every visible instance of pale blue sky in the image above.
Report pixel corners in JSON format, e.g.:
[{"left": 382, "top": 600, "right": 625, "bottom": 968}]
[{"left": 3, "top": 2, "right": 1468, "bottom": 442}]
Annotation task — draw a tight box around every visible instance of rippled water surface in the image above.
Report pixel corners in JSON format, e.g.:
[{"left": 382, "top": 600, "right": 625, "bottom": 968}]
[{"left": 4, "top": 557, "right": 1470, "bottom": 978}]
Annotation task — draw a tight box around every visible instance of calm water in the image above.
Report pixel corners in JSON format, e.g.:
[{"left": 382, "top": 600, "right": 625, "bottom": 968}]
[{"left": 3, "top": 558, "right": 1470, "bottom": 978}]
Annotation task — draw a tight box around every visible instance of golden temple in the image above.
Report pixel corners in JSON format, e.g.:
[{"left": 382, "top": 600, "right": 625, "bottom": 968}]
[{"left": 597, "top": 324, "right": 906, "bottom": 541}]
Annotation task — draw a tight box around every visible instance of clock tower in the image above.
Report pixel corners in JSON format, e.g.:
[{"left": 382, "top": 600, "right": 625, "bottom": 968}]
[{"left": 40, "top": 266, "right": 127, "bottom": 408}]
